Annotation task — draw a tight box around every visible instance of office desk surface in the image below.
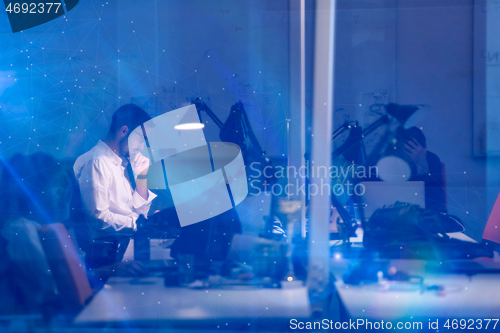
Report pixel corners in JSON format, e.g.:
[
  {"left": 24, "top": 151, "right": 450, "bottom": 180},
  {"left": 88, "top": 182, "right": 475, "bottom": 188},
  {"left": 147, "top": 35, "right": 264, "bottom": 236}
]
[
  {"left": 332, "top": 228, "right": 478, "bottom": 245},
  {"left": 330, "top": 229, "right": 500, "bottom": 320},
  {"left": 75, "top": 276, "right": 310, "bottom": 326},
  {"left": 332, "top": 258, "right": 500, "bottom": 320}
]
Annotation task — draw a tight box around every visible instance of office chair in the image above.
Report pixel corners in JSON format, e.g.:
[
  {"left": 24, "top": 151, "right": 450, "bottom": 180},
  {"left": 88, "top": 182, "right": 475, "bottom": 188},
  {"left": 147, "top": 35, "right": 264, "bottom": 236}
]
[
  {"left": 483, "top": 192, "right": 500, "bottom": 245},
  {"left": 38, "top": 223, "right": 93, "bottom": 314}
]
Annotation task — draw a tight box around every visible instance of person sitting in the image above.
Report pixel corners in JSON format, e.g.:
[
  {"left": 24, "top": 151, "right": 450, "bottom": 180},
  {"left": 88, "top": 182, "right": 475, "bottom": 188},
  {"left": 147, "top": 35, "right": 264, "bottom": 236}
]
[
  {"left": 0, "top": 153, "right": 72, "bottom": 316},
  {"left": 398, "top": 126, "right": 447, "bottom": 213},
  {"left": 73, "top": 104, "right": 156, "bottom": 270}
]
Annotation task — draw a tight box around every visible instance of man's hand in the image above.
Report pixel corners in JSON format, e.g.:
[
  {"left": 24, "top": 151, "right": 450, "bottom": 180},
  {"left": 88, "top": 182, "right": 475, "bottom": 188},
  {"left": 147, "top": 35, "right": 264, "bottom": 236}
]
[
  {"left": 130, "top": 152, "right": 150, "bottom": 199},
  {"left": 131, "top": 152, "right": 150, "bottom": 176},
  {"left": 404, "top": 138, "right": 429, "bottom": 175}
]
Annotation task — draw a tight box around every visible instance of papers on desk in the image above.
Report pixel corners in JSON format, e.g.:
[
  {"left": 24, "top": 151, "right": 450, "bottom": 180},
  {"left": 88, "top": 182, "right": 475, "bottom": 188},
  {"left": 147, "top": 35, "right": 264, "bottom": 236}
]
[{"left": 447, "top": 232, "right": 477, "bottom": 243}]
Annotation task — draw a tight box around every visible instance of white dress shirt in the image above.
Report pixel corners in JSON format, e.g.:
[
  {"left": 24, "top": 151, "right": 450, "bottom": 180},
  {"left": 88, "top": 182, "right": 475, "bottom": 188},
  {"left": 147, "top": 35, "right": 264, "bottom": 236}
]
[{"left": 74, "top": 140, "right": 157, "bottom": 236}]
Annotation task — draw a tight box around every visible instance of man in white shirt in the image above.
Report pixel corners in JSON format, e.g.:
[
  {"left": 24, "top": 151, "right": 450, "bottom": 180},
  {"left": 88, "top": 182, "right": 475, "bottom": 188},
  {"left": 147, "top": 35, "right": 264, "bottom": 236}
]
[{"left": 74, "top": 104, "right": 157, "bottom": 268}]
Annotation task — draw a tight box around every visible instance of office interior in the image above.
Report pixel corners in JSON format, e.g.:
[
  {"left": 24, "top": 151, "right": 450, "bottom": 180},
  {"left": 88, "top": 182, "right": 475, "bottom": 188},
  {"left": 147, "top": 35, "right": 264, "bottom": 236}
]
[{"left": 1, "top": 0, "right": 500, "bottom": 332}]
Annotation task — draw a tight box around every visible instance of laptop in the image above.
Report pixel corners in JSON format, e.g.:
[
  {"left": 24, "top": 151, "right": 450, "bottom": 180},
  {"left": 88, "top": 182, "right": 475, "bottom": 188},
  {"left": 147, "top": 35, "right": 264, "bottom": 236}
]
[{"left": 360, "top": 181, "right": 425, "bottom": 219}]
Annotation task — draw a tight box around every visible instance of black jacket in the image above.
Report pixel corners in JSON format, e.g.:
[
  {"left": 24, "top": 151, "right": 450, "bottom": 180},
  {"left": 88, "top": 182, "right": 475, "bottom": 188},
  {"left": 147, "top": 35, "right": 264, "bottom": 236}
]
[{"left": 409, "top": 151, "right": 447, "bottom": 213}]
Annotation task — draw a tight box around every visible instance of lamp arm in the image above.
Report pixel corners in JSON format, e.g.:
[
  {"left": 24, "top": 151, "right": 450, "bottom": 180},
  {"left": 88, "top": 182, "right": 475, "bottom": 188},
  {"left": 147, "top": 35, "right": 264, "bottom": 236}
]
[
  {"left": 202, "top": 105, "right": 225, "bottom": 129},
  {"left": 331, "top": 193, "right": 358, "bottom": 239},
  {"left": 192, "top": 98, "right": 266, "bottom": 156},
  {"left": 332, "top": 121, "right": 356, "bottom": 141},
  {"left": 239, "top": 101, "right": 265, "bottom": 156},
  {"left": 362, "top": 115, "right": 389, "bottom": 137},
  {"left": 191, "top": 98, "right": 225, "bottom": 129}
]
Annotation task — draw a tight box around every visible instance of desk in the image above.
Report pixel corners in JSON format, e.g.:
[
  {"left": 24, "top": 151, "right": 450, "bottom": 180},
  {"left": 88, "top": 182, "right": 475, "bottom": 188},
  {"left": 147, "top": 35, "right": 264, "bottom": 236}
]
[
  {"left": 330, "top": 228, "right": 478, "bottom": 247},
  {"left": 332, "top": 259, "right": 500, "bottom": 320},
  {"left": 77, "top": 237, "right": 309, "bottom": 327},
  {"left": 330, "top": 229, "right": 500, "bottom": 320},
  {"left": 75, "top": 276, "right": 310, "bottom": 327}
]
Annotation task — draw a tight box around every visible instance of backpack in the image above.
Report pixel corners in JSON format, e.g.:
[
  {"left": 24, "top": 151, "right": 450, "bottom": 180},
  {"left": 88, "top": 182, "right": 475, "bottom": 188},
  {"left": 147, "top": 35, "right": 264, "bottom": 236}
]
[{"left": 363, "top": 202, "right": 493, "bottom": 260}]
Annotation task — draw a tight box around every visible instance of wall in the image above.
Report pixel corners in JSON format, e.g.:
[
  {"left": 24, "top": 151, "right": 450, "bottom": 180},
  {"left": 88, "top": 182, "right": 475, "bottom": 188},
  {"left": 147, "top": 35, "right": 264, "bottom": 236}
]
[
  {"left": 334, "top": 0, "right": 397, "bottom": 154},
  {"left": 396, "top": 0, "right": 490, "bottom": 240},
  {"left": 0, "top": 0, "right": 290, "bottom": 161}
]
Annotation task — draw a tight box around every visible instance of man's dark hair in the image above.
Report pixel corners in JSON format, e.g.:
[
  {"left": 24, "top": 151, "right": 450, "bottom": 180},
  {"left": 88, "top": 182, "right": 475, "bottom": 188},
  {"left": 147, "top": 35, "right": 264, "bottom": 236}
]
[
  {"left": 109, "top": 104, "right": 151, "bottom": 136},
  {"left": 402, "top": 126, "right": 426, "bottom": 148}
]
